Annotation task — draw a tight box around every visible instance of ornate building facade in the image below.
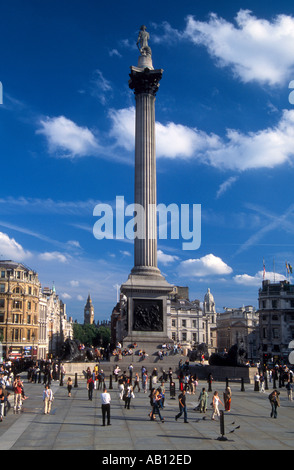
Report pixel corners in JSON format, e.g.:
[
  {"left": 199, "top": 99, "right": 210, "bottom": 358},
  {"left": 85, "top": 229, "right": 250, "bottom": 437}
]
[
  {"left": 0, "top": 260, "right": 40, "bottom": 360},
  {"left": 258, "top": 279, "right": 294, "bottom": 364},
  {"left": 217, "top": 305, "right": 259, "bottom": 361},
  {"left": 0, "top": 260, "right": 73, "bottom": 360}
]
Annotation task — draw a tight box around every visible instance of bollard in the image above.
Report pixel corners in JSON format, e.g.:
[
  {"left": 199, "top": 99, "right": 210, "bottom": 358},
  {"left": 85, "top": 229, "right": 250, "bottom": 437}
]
[
  {"left": 109, "top": 374, "right": 113, "bottom": 390},
  {"left": 241, "top": 377, "right": 245, "bottom": 392},
  {"left": 74, "top": 373, "right": 78, "bottom": 388},
  {"left": 217, "top": 410, "right": 228, "bottom": 441}
]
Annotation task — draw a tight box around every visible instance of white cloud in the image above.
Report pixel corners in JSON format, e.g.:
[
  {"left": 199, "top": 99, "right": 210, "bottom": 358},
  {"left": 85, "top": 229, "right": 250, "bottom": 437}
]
[
  {"left": 184, "top": 10, "right": 294, "bottom": 86},
  {"left": 61, "top": 292, "right": 72, "bottom": 300},
  {"left": 205, "top": 110, "right": 294, "bottom": 171},
  {"left": 108, "top": 106, "right": 219, "bottom": 160},
  {"left": 108, "top": 107, "right": 136, "bottom": 152},
  {"left": 108, "top": 107, "right": 294, "bottom": 171},
  {"left": 91, "top": 69, "right": 113, "bottom": 105},
  {"left": 157, "top": 249, "right": 179, "bottom": 265},
  {"left": 37, "top": 105, "right": 294, "bottom": 173},
  {"left": 39, "top": 251, "right": 69, "bottom": 263},
  {"left": 37, "top": 116, "right": 99, "bottom": 158},
  {"left": 234, "top": 270, "right": 286, "bottom": 286},
  {"left": 0, "top": 232, "right": 32, "bottom": 261},
  {"left": 216, "top": 176, "right": 239, "bottom": 198},
  {"left": 178, "top": 253, "right": 233, "bottom": 277}
]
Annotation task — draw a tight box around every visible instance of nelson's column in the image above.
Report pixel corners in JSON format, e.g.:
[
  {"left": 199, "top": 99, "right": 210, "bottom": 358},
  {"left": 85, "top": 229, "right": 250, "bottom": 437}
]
[{"left": 120, "top": 25, "right": 173, "bottom": 350}]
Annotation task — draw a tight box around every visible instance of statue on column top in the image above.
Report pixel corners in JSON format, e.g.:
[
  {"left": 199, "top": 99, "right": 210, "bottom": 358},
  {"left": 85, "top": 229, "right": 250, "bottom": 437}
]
[{"left": 136, "top": 25, "right": 152, "bottom": 57}]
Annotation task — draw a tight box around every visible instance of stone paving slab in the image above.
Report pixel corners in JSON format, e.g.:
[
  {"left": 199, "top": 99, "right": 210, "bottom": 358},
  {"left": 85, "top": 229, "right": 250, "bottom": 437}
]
[{"left": 0, "top": 375, "right": 293, "bottom": 451}]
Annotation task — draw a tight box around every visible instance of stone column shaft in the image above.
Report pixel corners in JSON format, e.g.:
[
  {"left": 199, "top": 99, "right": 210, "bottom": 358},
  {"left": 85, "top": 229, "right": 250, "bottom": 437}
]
[
  {"left": 128, "top": 66, "right": 163, "bottom": 277},
  {"left": 134, "top": 92, "right": 157, "bottom": 269}
]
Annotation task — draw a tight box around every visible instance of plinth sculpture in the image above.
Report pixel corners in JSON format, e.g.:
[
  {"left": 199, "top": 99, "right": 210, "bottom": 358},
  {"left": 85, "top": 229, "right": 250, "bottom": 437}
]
[{"left": 120, "top": 26, "right": 173, "bottom": 349}]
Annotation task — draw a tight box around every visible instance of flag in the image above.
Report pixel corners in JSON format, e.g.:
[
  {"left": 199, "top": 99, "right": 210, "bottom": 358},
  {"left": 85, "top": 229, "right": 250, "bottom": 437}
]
[
  {"left": 290, "top": 264, "right": 293, "bottom": 274},
  {"left": 286, "top": 261, "right": 290, "bottom": 274},
  {"left": 263, "top": 258, "right": 266, "bottom": 279}
]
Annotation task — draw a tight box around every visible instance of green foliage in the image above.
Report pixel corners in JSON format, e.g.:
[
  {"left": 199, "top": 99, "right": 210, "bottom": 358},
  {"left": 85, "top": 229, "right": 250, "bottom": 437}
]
[{"left": 73, "top": 323, "right": 110, "bottom": 348}]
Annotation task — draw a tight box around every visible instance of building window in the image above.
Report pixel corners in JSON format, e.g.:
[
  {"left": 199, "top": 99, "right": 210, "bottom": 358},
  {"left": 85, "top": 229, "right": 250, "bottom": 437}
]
[
  {"left": 1, "top": 271, "right": 5, "bottom": 278},
  {"left": 172, "top": 320, "right": 176, "bottom": 327},
  {"left": 182, "top": 332, "right": 187, "bottom": 342},
  {"left": 13, "top": 314, "right": 21, "bottom": 324},
  {"left": 182, "top": 319, "right": 186, "bottom": 328},
  {"left": 13, "top": 300, "right": 22, "bottom": 309},
  {"left": 0, "top": 299, "right": 4, "bottom": 309},
  {"left": 272, "top": 300, "right": 278, "bottom": 309},
  {"left": 12, "top": 329, "right": 19, "bottom": 341},
  {"left": 0, "top": 314, "right": 4, "bottom": 323},
  {"left": 263, "top": 328, "right": 267, "bottom": 339},
  {"left": 272, "top": 328, "right": 279, "bottom": 339},
  {"left": 0, "top": 284, "right": 5, "bottom": 293}
]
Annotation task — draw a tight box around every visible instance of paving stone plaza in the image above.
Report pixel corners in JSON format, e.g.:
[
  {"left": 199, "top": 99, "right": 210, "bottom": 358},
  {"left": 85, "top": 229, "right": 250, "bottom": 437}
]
[{"left": 0, "top": 372, "right": 293, "bottom": 452}]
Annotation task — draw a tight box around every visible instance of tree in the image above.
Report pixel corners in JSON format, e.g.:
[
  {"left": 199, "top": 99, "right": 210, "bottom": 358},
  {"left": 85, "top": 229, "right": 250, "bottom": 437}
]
[{"left": 73, "top": 323, "right": 110, "bottom": 348}]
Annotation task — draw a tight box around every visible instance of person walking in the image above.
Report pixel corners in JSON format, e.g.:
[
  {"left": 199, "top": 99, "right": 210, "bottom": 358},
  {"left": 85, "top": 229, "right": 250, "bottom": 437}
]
[
  {"left": 260, "top": 373, "right": 265, "bottom": 393},
  {"left": 211, "top": 391, "right": 223, "bottom": 420},
  {"left": 124, "top": 385, "right": 135, "bottom": 410},
  {"left": 60, "top": 363, "right": 66, "bottom": 385},
  {"left": 254, "top": 372, "right": 260, "bottom": 391},
  {"left": 13, "top": 375, "right": 23, "bottom": 413},
  {"left": 118, "top": 375, "right": 125, "bottom": 400},
  {"left": 133, "top": 373, "right": 140, "bottom": 392},
  {"left": 175, "top": 389, "right": 188, "bottom": 423},
  {"left": 223, "top": 386, "right": 232, "bottom": 411},
  {"left": 150, "top": 389, "right": 164, "bottom": 422},
  {"left": 43, "top": 384, "right": 54, "bottom": 414},
  {"left": 198, "top": 387, "right": 208, "bottom": 413},
  {"left": 101, "top": 387, "right": 111, "bottom": 426},
  {"left": 87, "top": 375, "right": 94, "bottom": 401},
  {"left": 269, "top": 390, "right": 280, "bottom": 418},
  {"left": 142, "top": 371, "right": 148, "bottom": 393},
  {"left": 0, "top": 386, "right": 5, "bottom": 422},
  {"left": 67, "top": 377, "right": 73, "bottom": 397},
  {"left": 286, "top": 381, "right": 293, "bottom": 401}
]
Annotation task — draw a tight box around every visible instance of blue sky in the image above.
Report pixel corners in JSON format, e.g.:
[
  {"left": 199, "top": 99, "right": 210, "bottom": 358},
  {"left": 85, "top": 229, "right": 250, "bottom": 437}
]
[{"left": 1, "top": 0, "right": 294, "bottom": 322}]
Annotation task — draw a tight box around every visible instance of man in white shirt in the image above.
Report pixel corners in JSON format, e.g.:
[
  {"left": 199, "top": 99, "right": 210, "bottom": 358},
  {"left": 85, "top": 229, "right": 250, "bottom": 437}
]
[{"left": 101, "top": 387, "right": 111, "bottom": 426}]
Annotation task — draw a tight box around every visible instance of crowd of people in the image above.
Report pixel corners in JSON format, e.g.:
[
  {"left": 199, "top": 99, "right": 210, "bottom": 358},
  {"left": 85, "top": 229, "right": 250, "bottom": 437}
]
[{"left": 1, "top": 354, "right": 294, "bottom": 427}]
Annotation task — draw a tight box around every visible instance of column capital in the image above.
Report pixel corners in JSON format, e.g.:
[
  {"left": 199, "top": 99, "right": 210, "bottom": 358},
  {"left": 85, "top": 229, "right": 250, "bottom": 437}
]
[{"left": 129, "top": 66, "right": 163, "bottom": 96}]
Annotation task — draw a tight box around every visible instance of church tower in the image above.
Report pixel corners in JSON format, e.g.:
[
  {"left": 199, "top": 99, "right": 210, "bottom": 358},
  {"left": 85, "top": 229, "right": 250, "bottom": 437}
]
[{"left": 84, "top": 294, "right": 94, "bottom": 325}]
